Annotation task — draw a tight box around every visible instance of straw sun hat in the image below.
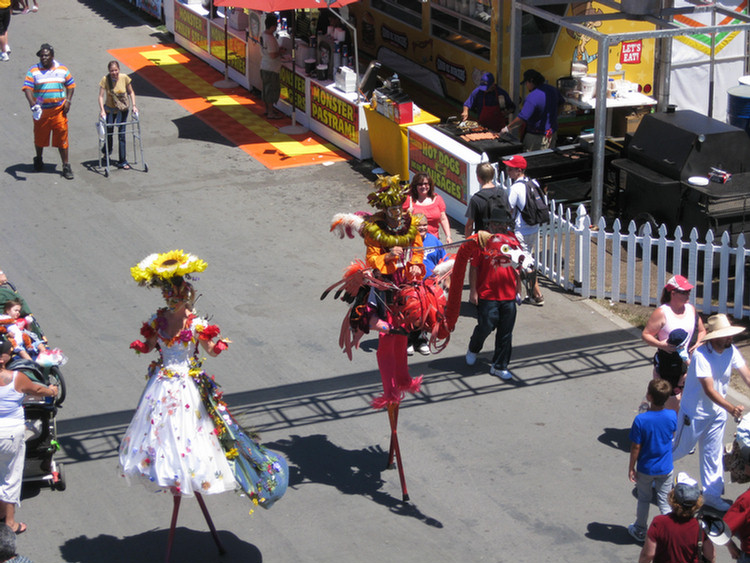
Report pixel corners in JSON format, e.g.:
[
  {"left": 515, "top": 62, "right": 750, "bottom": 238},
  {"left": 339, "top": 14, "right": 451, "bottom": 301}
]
[{"left": 703, "top": 314, "right": 746, "bottom": 341}]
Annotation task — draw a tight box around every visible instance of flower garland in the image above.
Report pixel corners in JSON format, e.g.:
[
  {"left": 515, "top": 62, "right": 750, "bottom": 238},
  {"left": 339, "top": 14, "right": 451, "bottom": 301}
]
[
  {"left": 131, "top": 250, "right": 207, "bottom": 288},
  {"left": 130, "top": 310, "right": 222, "bottom": 355},
  {"left": 362, "top": 212, "right": 420, "bottom": 248}
]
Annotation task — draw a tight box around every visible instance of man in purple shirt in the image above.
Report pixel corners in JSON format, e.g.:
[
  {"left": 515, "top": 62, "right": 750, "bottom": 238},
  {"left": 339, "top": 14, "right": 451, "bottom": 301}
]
[{"left": 502, "top": 69, "right": 561, "bottom": 151}]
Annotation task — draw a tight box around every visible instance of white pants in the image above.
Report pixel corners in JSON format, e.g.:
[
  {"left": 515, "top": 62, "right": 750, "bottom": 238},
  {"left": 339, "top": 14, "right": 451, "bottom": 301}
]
[{"left": 672, "top": 409, "right": 727, "bottom": 503}]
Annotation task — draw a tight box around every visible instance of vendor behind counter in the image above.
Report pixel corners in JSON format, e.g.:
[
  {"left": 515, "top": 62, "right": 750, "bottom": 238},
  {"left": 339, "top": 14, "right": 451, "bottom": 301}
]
[{"left": 461, "top": 72, "right": 515, "bottom": 131}]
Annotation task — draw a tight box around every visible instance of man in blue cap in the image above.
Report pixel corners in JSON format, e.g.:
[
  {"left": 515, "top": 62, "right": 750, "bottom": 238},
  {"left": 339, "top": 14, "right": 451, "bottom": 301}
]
[
  {"left": 502, "top": 68, "right": 561, "bottom": 151},
  {"left": 461, "top": 71, "right": 515, "bottom": 132}
]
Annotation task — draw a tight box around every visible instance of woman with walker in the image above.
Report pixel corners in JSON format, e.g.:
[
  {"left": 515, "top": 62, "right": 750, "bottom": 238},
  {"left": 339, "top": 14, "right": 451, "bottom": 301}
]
[{"left": 98, "top": 60, "right": 137, "bottom": 169}]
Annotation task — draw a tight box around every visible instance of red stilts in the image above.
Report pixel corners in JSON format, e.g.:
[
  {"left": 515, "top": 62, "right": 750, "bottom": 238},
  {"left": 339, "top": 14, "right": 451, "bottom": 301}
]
[
  {"left": 386, "top": 403, "right": 409, "bottom": 502},
  {"left": 165, "top": 494, "right": 181, "bottom": 563},
  {"left": 195, "top": 492, "right": 226, "bottom": 555}
]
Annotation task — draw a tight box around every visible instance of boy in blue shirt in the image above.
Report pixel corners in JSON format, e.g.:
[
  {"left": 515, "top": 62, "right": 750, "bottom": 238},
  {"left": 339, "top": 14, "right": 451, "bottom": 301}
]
[{"left": 628, "top": 378, "right": 678, "bottom": 542}]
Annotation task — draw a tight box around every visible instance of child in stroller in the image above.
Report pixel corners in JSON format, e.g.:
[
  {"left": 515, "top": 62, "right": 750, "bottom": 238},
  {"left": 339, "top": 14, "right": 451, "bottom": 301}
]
[{"left": 0, "top": 300, "right": 66, "bottom": 367}]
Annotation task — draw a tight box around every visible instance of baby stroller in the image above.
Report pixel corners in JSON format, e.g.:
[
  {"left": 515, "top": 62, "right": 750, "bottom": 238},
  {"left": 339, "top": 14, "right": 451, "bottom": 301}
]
[
  {"left": 0, "top": 284, "right": 67, "bottom": 491},
  {"left": 11, "top": 358, "right": 66, "bottom": 491}
]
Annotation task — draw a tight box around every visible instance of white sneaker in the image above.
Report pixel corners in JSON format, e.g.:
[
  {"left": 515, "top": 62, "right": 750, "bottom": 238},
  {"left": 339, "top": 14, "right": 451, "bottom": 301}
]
[
  {"left": 465, "top": 349, "right": 477, "bottom": 366},
  {"left": 4, "top": 45, "right": 10, "bottom": 53},
  {"left": 0, "top": 52, "right": 9, "bottom": 62},
  {"left": 490, "top": 365, "right": 513, "bottom": 380},
  {"left": 627, "top": 524, "right": 646, "bottom": 543},
  {"left": 417, "top": 343, "right": 430, "bottom": 356},
  {"left": 406, "top": 345, "right": 414, "bottom": 356}
]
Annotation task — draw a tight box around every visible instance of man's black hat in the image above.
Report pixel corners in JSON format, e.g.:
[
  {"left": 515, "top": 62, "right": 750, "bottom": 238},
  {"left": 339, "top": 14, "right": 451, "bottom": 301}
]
[{"left": 36, "top": 43, "right": 54, "bottom": 57}]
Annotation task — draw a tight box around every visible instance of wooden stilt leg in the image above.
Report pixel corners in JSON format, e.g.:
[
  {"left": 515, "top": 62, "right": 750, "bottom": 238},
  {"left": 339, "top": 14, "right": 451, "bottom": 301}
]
[
  {"left": 165, "top": 494, "right": 181, "bottom": 563},
  {"left": 386, "top": 402, "right": 400, "bottom": 469},
  {"left": 195, "top": 492, "right": 226, "bottom": 555},
  {"left": 386, "top": 403, "right": 409, "bottom": 502}
]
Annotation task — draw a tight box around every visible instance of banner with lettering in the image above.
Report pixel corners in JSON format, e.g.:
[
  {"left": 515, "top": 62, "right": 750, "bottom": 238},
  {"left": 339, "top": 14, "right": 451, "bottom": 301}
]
[
  {"left": 209, "top": 23, "right": 247, "bottom": 75},
  {"left": 408, "top": 129, "right": 467, "bottom": 205},
  {"left": 280, "top": 66, "right": 307, "bottom": 112},
  {"left": 310, "top": 83, "right": 359, "bottom": 144},
  {"left": 174, "top": 2, "right": 208, "bottom": 52}
]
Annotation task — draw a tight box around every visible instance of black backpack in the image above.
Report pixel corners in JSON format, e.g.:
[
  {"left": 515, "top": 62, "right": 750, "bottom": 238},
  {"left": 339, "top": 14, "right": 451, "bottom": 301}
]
[
  {"left": 518, "top": 178, "right": 550, "bottom": 226},
  {"left": 475, "top": 186, "right": 509, "bottom": 232}
]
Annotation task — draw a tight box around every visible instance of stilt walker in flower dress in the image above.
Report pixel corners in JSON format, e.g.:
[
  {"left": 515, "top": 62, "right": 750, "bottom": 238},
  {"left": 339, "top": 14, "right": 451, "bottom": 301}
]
[
  {"left": 323, "top": 176, "right": 452, "bottom": 501},
  {"left": 119, "top": 250, "right": 288, "bottom": 563}
]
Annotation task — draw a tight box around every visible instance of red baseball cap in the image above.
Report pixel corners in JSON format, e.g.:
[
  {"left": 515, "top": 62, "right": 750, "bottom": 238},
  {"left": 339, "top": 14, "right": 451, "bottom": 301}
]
[
  {"left": 665, "top": 275, "right": 693, "bottom": 291},
  {"left": 503, "top": 155, "right": 527, "bottom": 169}
]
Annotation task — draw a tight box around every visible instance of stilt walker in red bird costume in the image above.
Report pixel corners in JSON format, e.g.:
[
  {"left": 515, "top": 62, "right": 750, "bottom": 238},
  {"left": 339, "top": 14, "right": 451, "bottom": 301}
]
[{"left": 323, "top": 175, "right": 453, "bottom": 501}]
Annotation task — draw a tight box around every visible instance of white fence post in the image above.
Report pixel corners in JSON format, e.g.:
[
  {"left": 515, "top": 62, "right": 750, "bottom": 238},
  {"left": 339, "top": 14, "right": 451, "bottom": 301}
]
[{"left": 733, "top": 234, "right": 747, "bottom": 320}]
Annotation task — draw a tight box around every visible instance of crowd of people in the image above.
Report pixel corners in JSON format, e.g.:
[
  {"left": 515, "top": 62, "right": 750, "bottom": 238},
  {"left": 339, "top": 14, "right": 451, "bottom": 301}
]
[{"left": 624, "top": 271, "right": 750, "bottom": 562}]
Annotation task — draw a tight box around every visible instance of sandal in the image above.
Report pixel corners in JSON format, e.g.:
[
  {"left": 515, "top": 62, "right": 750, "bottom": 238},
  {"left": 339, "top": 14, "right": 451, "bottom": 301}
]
[
  {"left": 12, "top": 522, "right": 26, "bottom": 534},
  {"left": 117, "top": 161, "right": 131, "bottom": 170}
]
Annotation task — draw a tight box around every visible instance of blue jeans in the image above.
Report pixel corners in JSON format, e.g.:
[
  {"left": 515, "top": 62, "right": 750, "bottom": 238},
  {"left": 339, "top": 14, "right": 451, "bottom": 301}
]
[
  {"left": 468, "top": 299, "right": 516, "bottom": 369},
  {"left": 105, "top": 108, "right": 129, "bottom": 163}
]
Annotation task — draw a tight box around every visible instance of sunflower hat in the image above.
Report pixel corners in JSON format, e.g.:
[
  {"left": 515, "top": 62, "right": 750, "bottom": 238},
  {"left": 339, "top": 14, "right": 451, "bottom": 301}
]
[{"left": 130, "top": 250, "right": 207, "bottom": 289}]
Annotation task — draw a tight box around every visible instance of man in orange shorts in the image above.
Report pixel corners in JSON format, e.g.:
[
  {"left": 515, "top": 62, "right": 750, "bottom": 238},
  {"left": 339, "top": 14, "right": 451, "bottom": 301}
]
[{"left": 22, "top": 43, "right": 75, "bottom": 180}]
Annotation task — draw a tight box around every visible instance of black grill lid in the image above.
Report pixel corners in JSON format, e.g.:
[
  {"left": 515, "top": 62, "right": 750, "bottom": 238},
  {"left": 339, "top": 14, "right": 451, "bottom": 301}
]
[{"left": 626, "top": 110, "right": 750, "bottom": 180}]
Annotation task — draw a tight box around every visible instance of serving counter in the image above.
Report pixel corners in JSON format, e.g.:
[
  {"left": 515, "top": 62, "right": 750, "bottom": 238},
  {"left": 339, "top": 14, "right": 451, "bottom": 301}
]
[
  {"left": 168, "top": 0, "right": 258, "bottom": 90},
  {"left": 565, "top": 92, "right": 657, "bottom": 136},
  {"left": 277, "top": 63, "right": 372, "bottom": 160},
  {"left": 364, "top": 106, "right": 440, "bottom": 179}
]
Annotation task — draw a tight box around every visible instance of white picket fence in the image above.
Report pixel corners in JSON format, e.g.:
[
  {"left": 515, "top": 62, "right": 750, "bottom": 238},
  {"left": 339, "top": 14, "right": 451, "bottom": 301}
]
[{"left": 535, "top": 201, "right": 750, "bottom": 319}]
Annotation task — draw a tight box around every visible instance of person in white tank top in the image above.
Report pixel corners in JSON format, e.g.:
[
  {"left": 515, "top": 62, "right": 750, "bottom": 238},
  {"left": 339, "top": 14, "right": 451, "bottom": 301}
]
[
  {"left": 0, "top": 339, "right": 57, "bottom": 535},
  {"left": 642, "top": 276, "right": 707, "bottom": 412}
]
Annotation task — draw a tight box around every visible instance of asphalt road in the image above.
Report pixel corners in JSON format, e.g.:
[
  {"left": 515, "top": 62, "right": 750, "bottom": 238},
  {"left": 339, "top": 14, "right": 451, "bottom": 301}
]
[{"left": 1, "top": 2, "right": 747, "bottom": 562}]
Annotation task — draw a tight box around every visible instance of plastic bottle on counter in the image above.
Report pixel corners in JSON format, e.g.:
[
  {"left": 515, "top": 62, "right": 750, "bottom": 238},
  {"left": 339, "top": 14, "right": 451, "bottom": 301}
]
[
  {"left": 342, "top": 44, "right": 349, "bottom": 68},
  {"left": 333, "top": 42, "right": 341, "bottom": 71}
]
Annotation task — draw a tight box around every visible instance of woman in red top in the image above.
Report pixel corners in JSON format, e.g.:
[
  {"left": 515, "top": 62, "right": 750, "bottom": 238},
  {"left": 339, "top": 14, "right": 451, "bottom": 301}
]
[
  {"left": 403, "top": 173, "right": 452, "bottom": 244},
  {"left": 638, "top": 475, "right": 714, "bottom": 563}
]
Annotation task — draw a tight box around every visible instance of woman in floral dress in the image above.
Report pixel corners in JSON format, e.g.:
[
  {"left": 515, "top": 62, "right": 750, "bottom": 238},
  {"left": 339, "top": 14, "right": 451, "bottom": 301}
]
[{"left": 119, "top": 250, "right": 287, "bottom": 559}]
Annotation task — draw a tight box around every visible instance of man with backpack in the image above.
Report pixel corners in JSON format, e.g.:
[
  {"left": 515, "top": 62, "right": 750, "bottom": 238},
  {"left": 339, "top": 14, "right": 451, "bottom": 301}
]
[
  {"left": 504, "top": 154, "right": 549, "bottom": 306},
  {"left": 464, "top": 162, "right": 507, "bottom": 238}
]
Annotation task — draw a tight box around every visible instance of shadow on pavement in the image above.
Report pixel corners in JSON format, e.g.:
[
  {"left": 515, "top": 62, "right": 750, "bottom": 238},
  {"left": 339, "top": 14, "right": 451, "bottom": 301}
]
[
  {"left": 598, "top": 427, "right": 632, "bottom": 453},
  {"left": 59, "top": 527, "right": 261, "bottom": 563},
  {"left": 266, "top": 434, "right": 443, "bottom": 528},
  {"left": 56, "top": 329, "right": 650, "bottom": 464},
  {"left": 585, "top": 522, "right": 638, "bottom": 546}
]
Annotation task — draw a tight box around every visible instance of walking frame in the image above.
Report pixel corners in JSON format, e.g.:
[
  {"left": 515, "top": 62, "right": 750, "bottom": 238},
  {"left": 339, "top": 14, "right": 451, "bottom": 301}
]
[{"left": 97, "top": 112, "right": 148, "bottom": 177}]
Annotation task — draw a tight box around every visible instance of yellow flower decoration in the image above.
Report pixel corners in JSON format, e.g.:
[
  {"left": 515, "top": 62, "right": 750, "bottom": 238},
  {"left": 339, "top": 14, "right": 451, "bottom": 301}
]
[
  {"left": 130, "top": 250, "right": 207, "bottom": 286},
  {"left": 153, "top": 250, "right": 207, "bottom": 278},
  {"left": 225, "top": 448, "right": 239, "bottom": 460}
]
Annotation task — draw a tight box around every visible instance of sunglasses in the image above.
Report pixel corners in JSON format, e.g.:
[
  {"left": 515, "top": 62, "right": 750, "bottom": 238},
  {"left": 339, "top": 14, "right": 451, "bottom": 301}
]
[{"left": 673, "top": 289, "right": 691, "bottom": 295}]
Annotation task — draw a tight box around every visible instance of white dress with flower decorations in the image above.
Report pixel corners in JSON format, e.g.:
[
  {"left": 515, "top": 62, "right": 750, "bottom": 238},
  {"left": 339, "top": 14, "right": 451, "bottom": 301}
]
[{"left": 119, "top": 314, "right": 237, "bottom": 496}]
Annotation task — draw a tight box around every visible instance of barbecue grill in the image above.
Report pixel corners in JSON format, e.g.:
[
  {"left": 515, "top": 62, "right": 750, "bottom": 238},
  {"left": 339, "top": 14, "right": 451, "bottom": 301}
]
[
  {"left": 520, "top": 142, "right": 619, "bottom": 204},
  {"left": 434, "top": 122, "right": 523, "bottom": 161},
  {"left": 612, "top": 109, "right": 750, "bottom": 239}
]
